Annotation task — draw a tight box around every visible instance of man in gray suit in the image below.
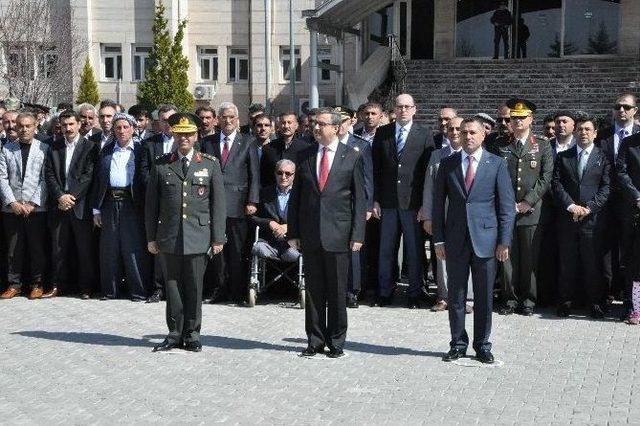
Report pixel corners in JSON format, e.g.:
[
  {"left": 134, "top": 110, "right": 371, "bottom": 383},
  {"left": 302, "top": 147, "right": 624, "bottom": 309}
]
[
  {"left": 0, "top": 112, "right": 49, "bottom": 299},
  {"left": 433, "top": 118, "right": 515, "bottom": 364}
]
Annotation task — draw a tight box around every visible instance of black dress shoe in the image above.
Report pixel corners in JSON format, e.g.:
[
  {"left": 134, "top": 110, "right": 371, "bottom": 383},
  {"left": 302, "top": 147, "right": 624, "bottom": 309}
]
[
  {"left": 498, "top": 305, "right": 515, "bottom": 315},
  {"left": 80, "top": 293, "right": 90, "bottom": 300},
  {"left": 590, "top": 305, "right": 605, "bottom": 319},
  {"left": 407, "top": 297, "right": 420, "bottom": 309},
  {"left": 347, "top": 295, "right": 359, "bottom": 309},
  {"left": 146, "top": 290, "right": 162, "bottom": 303},
  {"left": 443, "top": 348, "right": 466, "bottom": 362},
  {"left": 300, "top": 346, "right": 323, "bottom": 357},
  {"left": 326, "top": 349, "right": 344, "bottom": 358},
  {"left": 557, "top": 303, "right": 571, "bottom": 317},
  {"left": 520, "top": 306, "right": 534, "bottom": 316},
  {"left": 209, "top": 288, "right": 228, "bottom": 304},
  {"left": 152, "top": 339, "right": 182, "bottom": 352},
  {"left": 476, "top": 350, "right": 495, "bottom": 364},
  {"left": 372, "top": 296, "right": 391, "bottom": 307},
  {"left": 183, "top": 341, "right": 202, "bottom": 352}
]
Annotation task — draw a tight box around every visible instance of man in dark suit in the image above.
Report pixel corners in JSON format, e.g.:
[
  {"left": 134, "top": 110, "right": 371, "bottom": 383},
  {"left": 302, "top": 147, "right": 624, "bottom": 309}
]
[
  {"left": 260, "top": 112, "right": 310, "bottom": 187},
  {"left": 372, "top": 93, "right": 434, "bottom": 308},
  {"left": 44, "top": 110, "right": 99, "bottom": 298},
  {"left": 487, "top": 99, "right": 553, "bottom": 316},
  {"left": 433, "top": 107, "right": 457, "bottom": 150},
  {"left": 433, "top": 117, "right": 515, "bottom": 364},
  {"left": 92, "top": 113, "right": 150, "bottom": 300},
  {"left": 128, "top": 105, "right": 154, "bottom": 142},
  {"left": 239, "top": 103, "right": 265, "bottom": 135},
  {"left": 596, "top": 93, "right": 640, "bottom": 309},
  {"left": 353, "top": 102, "right": 383, "bottom": 145},
  {"left": 146, "top": 113, "right": 226, "bottom": 353},
  {"left": 251, "top": 113, "right": 274, "bottom": 180},
  {"left": 201, "top": 102, "right": 260, "bottom": 304},
  {"left": 288, "top": 107, "right": 366, "bottom": 358},
  {"left": 141, "top": 104, "right": 177, "bottom": 303},
  {"left": 553, "top": 116, "right": 610, "bottom": 318},
  {"left": 196, "top": 106, "right": 218, "bottom": 139},
  {"left": 89, "top": 105, "right": 116, "bottom": 151},
  {"left": 76, "top": 103, "right": 100, "bottom": 139}
]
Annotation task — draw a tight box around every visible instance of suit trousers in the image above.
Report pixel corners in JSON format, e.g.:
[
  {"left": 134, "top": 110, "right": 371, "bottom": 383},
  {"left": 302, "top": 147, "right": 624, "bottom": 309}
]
[
  {"left": 304, "top": 246, "right": 349, "bottom": 352},
  {"left": 502, "top": 225, "right": 543, "bottom": 308},
  {"left": 151, "top": 254, "right": 167, "bottom": 294},
  {"left": 435, "top": 257, "right": 473, "bottom": 302},
  {"left": 49, "top": 210, "right": 95, "bottom": 294},
  {"left": 212, "top": 217, "right": 250, "bottom": 303},
  {"left": 602, "top": 198, "right": 627, "bottom": 299},
  {"left": 557, "top": 224, "right": 603, "bottom": 306},
  {"left": 378, "top": 208, "right": 423, "bottom": 298},
  {"left": 3, "top": 212, "right": 47, "bottom": 286},
  {"left": 347, "top": 250, "right": 361, "bottom": 297},
  {"left": 363, "top": 218, "right": 380, "bottom": 294},
  {"left": 538, "top": 219, "right": 559, "bottom": 306},
  {"left": 99, "top": 199, "right": 149, "bottom": 299},
  {"left": 163, "top": 253, "right": 206, "bottom": 344},
  {"left": 446, "top": 233, "right": 495, "bottom": 353}
]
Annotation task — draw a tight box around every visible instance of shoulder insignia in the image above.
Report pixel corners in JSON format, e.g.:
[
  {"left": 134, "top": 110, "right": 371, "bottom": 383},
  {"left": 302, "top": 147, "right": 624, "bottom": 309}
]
[
  {"left": 154, "top": 152, "right": 173, "bottom": 164},
  {"left": 352, "top": 132, "right": 367, "bottom": 142},
  {"left": 201, "top": 153, "right": 217, "bottom": 162}
]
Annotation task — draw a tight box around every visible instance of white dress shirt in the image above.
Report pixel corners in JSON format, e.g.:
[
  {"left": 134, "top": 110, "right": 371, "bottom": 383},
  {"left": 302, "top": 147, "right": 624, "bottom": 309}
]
[
  {"left": 567, "top": 143, "right": 594, "bottom": 212},
  {"left": 162, "top": 133, "right": 175, "bottom": 154},
  {"left": 395, "top": 120, "right": 413, "bottom": 140},
  {"left": 64, "top": 134, "right": 80, "bottom": 191},
  {"left": 614, "top": 123, "right": 635, "bottom": 158},
  {"left": 178, "top": 149, "right": 194, "bottom": 164},
  {"left": 555, "top": 135, "right": 575, "bottom": 153},
  {"left": 100, "top": 132, "right": 110, "bottom": 150},
  {"left": 461, "top": 147, "right": 483, "bottom": 181},
  {"left": 219, "top": 130, "right": 237, "bottom": 152},
  {"left": 316, "top": 138, "right": 340, "bottom": 181}
]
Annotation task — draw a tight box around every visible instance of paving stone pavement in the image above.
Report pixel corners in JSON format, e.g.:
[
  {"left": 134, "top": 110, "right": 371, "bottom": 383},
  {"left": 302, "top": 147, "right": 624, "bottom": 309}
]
[{"left": 0, "top": 296, "right": 639, "bottom": 425}]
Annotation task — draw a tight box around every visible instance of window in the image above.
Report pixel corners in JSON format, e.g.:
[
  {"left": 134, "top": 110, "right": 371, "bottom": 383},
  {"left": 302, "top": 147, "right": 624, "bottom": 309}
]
[
  {"left": 7, "top": 48, "right": 28, "bottom": 78},
  {"left": 280, "top": 46, "right": 301, "bottom": 82},
  {"left": 198, "top": 46, "right": 218, "bottom": 81},
  {"left": 132, "top": 45, "right": 152, "bottom": 81},
  {"left": 228, "top": 48, "right": 248, "bottom": 82},
  {"left": 101, "top": 44, "right": 122, "bottom": 80},
  {"left": 318, "top": 46, "right": 332, "bottom": 82},
  {"left": 38, "top": 48, "right": 58, "bottom": 78}
]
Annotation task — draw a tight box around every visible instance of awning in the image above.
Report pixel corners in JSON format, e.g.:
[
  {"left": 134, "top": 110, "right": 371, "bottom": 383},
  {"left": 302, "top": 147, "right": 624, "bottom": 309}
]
[{"left": 307, "top": 0, "right": 394, "bottom": 36}]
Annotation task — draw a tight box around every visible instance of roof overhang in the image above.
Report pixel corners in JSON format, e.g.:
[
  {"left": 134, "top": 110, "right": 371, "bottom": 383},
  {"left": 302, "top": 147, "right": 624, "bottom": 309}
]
[{"left": 305, "top": 0, "right": 394, "bottom": 37}]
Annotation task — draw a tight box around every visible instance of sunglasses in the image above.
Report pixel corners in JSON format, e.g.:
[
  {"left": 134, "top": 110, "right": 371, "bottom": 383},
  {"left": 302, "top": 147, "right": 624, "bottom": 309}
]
[
  {"left": 497, "top": 117, "right": 510, "bottom": 123},
  {"left": 614, "top": 103, "right": 637, "bottom": 111},
  {"left": 276, "top": 171, "right": 294, "bottom": 177}
]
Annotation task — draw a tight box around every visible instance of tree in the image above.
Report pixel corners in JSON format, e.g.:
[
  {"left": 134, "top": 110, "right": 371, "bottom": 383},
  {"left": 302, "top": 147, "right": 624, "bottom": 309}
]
[
  {"left": 138, "top": 2, "right": 192, "bottom": 111},
  {"left": 0, "top": 0, "right": 86, "bottom": 105},
  {"left": 548, "top": 33, "right": 577, "bottom": 57},
  {"left": 587, "top": 21, "right": 617, "bottom": 54},
  {"left": 76, "top": 58, "right": 99, "bottom": 105}
]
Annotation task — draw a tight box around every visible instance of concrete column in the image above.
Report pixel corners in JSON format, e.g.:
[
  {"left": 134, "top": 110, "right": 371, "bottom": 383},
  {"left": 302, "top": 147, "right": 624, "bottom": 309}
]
[
  {"left": 335, "top": 35, "right": 343, "bottom": 106},
  {"left": 309, "top": 29, "right": 319, "bottom": 108},
  {"left": 619, "top": 0, "right": 640, "bottom": 57},
  {"left": 433, "top": 0, "right": 455, "bottom": 59}
]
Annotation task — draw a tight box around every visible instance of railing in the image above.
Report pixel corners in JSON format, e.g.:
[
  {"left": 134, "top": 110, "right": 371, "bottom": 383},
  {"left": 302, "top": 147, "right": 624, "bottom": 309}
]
[{"left": 387, "top": 33, "right": 407, "bottom": 100}]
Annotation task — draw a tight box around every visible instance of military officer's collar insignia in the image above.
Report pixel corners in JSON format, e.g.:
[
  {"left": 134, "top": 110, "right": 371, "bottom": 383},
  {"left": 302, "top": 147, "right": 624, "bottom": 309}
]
[
  {"left": 353, "top": 146, "right": 360, "bottom": 152},
  {"left": 194, "top": 169, "right": 209, "bottom": 177},
  {"left": 194, "top": 152, "right": 203, "bottom": 163},
  {"left": 170, "top": 153, "right": 178, "bottom": 162}
]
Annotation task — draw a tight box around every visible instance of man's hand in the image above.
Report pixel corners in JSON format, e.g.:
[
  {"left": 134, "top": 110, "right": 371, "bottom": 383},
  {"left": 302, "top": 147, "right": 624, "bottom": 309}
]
[
  {"left": 350, "top": 241, "right": 363, "bottom": 252},
  {"left": 496, "top": 244, "right": 509, "bottom": 262},
  {"left": 516, "top": 201, "right": 533, "bottom": 214},
  {"left": 366, "top": 211, "right": 372, "bottom": 221},
  {"left": 372, "top": 201, "right": 381, "bottom": 219},
  {"left": 288, "top": 239, "right": 300, "bottom": 250},
  {"left": 435, "top": 244, "right": 446, "bottom": 260},
  {"left": 422, "top": 220, "right": 433, "bottom": 235},
  {"left": 245, "top": 203, "right": 257, "bottom": 215},
  {"left": 417, "top": 207, "right": 425, "bottom": 221},
  {"left": 93, "top": 214, "right": 102, "bottom": 227},
  {"left": 58, "top": 194, "right": 76, "bottom": 211},
  {"left": 211, "top": 244, "right": 223, "bottom": 255},
  {"left": 273, "top": 224, "right": 288, "bottom": 239},
  {"left": 147, "top": 241, "right": 160, "bottom": 254},
  {"left": 22, "top": 202, "right": 35, "bottom": 216},
  {"left": 9, "top": 201, "right": 26, "bottom": 216}
]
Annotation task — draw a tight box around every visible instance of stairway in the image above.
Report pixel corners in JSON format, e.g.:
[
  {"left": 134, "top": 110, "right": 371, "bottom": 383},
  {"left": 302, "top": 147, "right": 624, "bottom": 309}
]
[{"left": 404, "top": 57, "right": 640, "bottom": 131}]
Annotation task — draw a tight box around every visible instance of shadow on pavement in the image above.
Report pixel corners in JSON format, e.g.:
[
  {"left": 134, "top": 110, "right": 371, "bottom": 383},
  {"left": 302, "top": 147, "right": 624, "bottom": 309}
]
[
  {"left": 283, "top": 337, "right": 444, "bottom": 358},
  {"left": 11, "top": 331, "right": 156, "bottom": 347}
]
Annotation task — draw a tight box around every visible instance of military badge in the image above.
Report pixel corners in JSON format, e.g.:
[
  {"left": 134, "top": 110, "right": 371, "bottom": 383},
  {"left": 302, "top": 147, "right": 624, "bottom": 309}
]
[
  {"left": 530, "top": 160, "right": 537, "bottom": 168},
  {"left": 197, "top": 186, "right": 206, "bottom": 197}
]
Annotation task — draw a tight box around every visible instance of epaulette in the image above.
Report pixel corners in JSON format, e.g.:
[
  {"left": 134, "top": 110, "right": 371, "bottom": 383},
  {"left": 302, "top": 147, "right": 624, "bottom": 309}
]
[
  {"left": 351, "top": 132, "right": 367, "bottom": 142},
  {"left": 201, "top": 153, "right": 218, "bottom": 162}
]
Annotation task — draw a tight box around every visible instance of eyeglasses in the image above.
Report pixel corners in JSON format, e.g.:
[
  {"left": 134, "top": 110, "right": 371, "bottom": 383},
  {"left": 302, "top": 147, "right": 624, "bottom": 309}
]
[
  {"left": 276, "top": 171, "right": 294, "bottom": 177},
  {"left": 314, "top": 121, "right": 334, "bottom": 128},
  {"left": 395, "top": 105, "right": 415, "bottom": 110},
  {"left": 79, "top": 115, "right": 94, "bottom": 120},
  {"left": 497, "top": 117, "right": 511, "bottom": 123},
  {"left": 614, "top": 103, "right": 637, "bottom": 111}
]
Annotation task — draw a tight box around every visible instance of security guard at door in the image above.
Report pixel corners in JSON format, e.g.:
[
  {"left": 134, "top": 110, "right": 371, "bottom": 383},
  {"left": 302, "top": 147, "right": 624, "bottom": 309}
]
[
  {"left": 487, "top": 99, "right": 553, "bottom": 316},
  {"left": 146, "top": 112, "right": 226, "bottom": 352}
]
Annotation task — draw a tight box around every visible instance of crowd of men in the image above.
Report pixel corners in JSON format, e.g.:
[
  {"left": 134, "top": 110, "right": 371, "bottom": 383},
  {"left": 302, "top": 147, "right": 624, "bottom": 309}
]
[{"left": 0, "top": 91, "right": 639, "bottom": 337}]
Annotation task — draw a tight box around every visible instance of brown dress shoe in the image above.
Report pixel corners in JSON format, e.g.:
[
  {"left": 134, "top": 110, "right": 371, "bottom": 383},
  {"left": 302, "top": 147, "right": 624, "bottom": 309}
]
[
  {"left": 0, "top": 287, "right": 21, "bottom": 299},
  {"left": 40, "top": 287, "right": 58, "bottom": 299},
  {"left": 28, "top": 286, "right": 43, "bottom": 300},
  {"left": 430, "top": 300, "right": 448, "bottom": 312}
]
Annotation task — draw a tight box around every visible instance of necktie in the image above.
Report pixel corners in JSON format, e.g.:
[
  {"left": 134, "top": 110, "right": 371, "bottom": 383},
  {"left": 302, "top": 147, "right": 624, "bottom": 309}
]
[
  {"left": 578, "top": 149, "right": 588, "bottom": 180},
  {"left": 465, "top": 155, "right": 476, "bottom": 192},
  {"left": 318, "top": 147, "right": 329, "bottom": 192},
  {"left": 221, "top": 136, "right": 230, "bottom": 166},
  {"left": 181, "top": 156, "right": 189, "bottom": 176},
  {"left": 396, "top": 127, "right": 406, "bottom": 155}
]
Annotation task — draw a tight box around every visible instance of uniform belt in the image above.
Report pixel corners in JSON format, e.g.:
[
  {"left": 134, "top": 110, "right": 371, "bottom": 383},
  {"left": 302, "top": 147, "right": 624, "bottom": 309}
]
[{"left": 106, "top": 187, "right": 132, "bottom": 200}]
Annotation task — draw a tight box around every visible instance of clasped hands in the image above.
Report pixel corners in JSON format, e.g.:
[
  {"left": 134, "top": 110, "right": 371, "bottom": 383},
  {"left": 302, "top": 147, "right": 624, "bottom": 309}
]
[
  {"left": 10, "top": 201, "right": 36, "bottom": 217},
  {"left": 58, "top": 194, "right": 76, "bottom": 211},
  {"left": 568, "top": 204, "right": 591, "bottom": 222}
]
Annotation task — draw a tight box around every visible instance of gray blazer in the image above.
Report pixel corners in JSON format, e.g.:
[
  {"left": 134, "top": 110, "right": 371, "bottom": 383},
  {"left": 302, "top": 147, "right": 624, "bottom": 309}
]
[
  {"left": 422, "top": 146, "right": 453, "bottom": 221},
  {"left": 0, "top": 139, "right": 49, "bottom": 212}
]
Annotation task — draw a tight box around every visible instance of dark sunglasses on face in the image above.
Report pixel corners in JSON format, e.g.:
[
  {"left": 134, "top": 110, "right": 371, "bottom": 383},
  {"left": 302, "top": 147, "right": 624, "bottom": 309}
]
[
  {"left": 614, "top": 103, "right": 637, "bottom": 111},
  {"left": 497, "top": 117, "right": 510, "bottom": 123},
  {"left": 276, "top": 171, "right": 294, "bottom": 177}
]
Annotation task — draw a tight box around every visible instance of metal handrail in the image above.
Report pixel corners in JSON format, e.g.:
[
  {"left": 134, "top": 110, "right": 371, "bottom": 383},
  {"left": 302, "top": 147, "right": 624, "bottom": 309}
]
[{"left": 387, "top": 33, "right": 407, "bottom": 98}]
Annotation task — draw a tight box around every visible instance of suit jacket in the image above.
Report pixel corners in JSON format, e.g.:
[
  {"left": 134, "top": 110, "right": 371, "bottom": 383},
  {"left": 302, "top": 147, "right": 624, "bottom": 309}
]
[
  {"left": 88, "top": 130, "right": 111, "bottom": 151},
  {"left": 372, "top": 122, "right": 433, "bottom": 210},
  {"left": 201, "top": 131, "right": 260, "bottom": 218},
  {"left": 91, "top": 141, "right": 150, "bottom": 213},
  {"left": 433, "top": 132, "right": 445, "bottom": 150},
  {"left": 145, "top": 151, "right": 226, "bottom": 255},
  {"left": 0, "top": 139, "right": 49, "bottom": 212},
  {"left": 288, "top": 141, "right": 367, "bottom": 252},
  {"left": 144, "top": 133, "right": 168, "bottom": 162},
  {"left": 421, "top": 146, "right": 454, "bottom": 221},
  {"left": 250, "top": 185, "right": 290, "bottom": 245},
  {"left": 45, "top": 137, "right": 99, "bottom": 220},
  {"left": 260, "top": 136, "right": 311, "bottom": 187},
  {"left": 596, "top": 124, "right": 640, "bottom": 201},
  {"left": 552, "top": 145, "right": 610, "bottom": 230},
  {"left": 432, "top": 150, "right": 515, "bottom": 258},
  {"left": 615, "top": 133, "right": 640, "bottom": 206},
  {"left": 343, "top": 133, "right": 374, "bottom": 211}
]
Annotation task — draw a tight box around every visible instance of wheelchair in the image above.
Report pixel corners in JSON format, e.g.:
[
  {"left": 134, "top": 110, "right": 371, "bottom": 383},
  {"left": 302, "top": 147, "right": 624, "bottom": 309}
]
[{"left": 248, "top": 226, "right": 305, "bottom": 308}]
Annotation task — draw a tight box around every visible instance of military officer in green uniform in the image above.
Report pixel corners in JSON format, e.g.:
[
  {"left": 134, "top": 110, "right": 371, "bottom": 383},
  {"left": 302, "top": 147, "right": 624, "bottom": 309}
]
[
  {"left": 487, "top": 99, "right": 553, "bottom": 316},
  {"left": 146, "top": 113, "right": 226, "bottom": 352}
]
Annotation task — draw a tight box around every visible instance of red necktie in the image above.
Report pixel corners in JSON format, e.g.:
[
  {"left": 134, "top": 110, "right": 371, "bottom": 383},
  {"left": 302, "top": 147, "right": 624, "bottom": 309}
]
[
  {"left": 221, "top": 136, "right": 230, "bottom": 166},
  {"left": 318, "top": 147, "right": 329, "bottom": 192},
  {"left": 465, "top": 155, "right": 475, "bottom": 192}
]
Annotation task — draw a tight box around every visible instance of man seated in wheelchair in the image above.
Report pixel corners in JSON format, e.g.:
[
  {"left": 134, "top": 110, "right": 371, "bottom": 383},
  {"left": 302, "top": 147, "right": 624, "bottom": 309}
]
[{"left": 251, "top": 159, "right": 300, "bottom": 263}]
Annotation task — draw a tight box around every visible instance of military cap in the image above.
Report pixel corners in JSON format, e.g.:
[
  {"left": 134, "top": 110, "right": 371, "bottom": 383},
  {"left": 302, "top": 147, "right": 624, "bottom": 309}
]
[
  {"left": 334, "top": 106, "right": 356, "bottom": 121},
  {"left": 506, "top": 98, "right": 536, "bottom": 117},
  {"left": 168, "top": 112, "right": 202, "bottom": 134},
  {"left": 475, "top": 112, "right": 496, "bottom": 127},
  {"left": 553, "top": 110, "right": 575, "bottom": 122}
]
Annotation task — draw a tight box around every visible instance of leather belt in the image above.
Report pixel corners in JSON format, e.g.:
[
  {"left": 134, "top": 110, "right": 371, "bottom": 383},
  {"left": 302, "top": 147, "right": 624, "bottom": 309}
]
[{"left": 106, "top": 187, "right": 132, "bottom": 201}]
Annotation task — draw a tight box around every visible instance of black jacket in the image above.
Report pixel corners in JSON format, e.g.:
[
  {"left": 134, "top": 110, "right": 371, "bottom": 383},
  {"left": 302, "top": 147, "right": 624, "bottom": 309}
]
[
  {"left": 260, "top": 136, "right": 312, "bottom": 187},
  {"left": 250, "top": 185, "right": 290, "bottom": 245}
]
